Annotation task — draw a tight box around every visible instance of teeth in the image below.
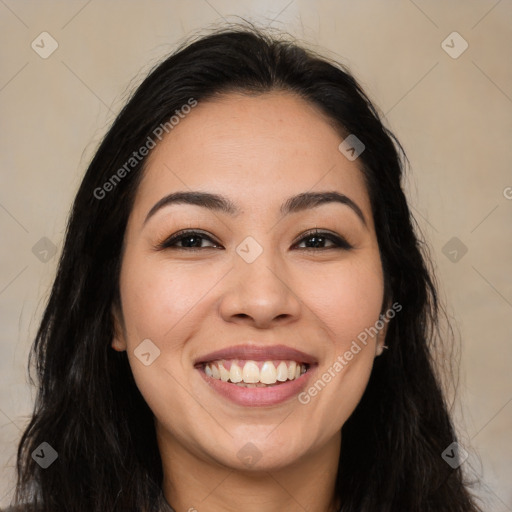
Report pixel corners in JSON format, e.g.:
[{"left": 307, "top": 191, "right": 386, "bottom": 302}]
[
  {"left": 204, "top": 359, "right": 308, "bottom": 385},
  {"left": 276, "top": 361, "right": 288, "bottom": 382},
  {"left": 218, "top": 361, "right": 230, "bottom": 382},
  {"left": 229, "top": 362, "right": 243, "bottom": 383},
  {"left": 260, "top": 361, "right": 277, "bottom": 384},
  {"left": 288, "top": 361, "right": 297, "bottom": 380},
  {"left": 235, "top": 382, "right": 273, "bottom": 388},
  {"left": 242, "top": 361, "right": 260, "bottom": 383}
]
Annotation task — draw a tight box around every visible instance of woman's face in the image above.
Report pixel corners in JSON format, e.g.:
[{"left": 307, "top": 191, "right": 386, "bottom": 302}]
[{"left": 113, "top": 91, "right": 387, "bottom": 471}]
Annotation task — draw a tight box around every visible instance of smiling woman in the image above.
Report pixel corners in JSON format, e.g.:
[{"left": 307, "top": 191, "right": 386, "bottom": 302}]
[{"left": 10, "top": 24, "right": 482, "bottom": 512}]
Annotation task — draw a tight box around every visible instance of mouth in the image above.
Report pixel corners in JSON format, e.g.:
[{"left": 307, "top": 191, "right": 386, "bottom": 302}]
[
  {"left": 198, "top": 359, "right": 310, "bottom": 387},
  {"left": 193, "top": 344, "right": 318, "bottom": 406}
]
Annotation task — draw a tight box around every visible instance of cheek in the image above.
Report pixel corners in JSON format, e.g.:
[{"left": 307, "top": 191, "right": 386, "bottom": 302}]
[
  {"left": 119, "top": 255, "right": 217, "bottom": 343},
  {"left": 303, "top": 255, "right": 385, "bottom": 346},
  {"left": 117, "top": 254, "right": 222, "bottom": 405},
  {"left": 304, "top": 255, "right": 384, "bottom": 418},
  {"left": 118, "top": 255, "right": 199, "bottom": 427}
]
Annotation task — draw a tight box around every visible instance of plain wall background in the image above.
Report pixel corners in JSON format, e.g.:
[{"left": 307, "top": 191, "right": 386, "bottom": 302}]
[{"left": 1, "top": 1, "right": 511, "bottom": 509}]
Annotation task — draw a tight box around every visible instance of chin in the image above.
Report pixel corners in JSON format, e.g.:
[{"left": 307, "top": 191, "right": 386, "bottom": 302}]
[{"left": 207, "top": 437, "right": 311, "bottom": 473}]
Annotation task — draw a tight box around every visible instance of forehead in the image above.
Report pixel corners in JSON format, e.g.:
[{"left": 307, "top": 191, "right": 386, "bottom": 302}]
[{"left": 132, "top": 91, "right": 373, "bottom": 224}]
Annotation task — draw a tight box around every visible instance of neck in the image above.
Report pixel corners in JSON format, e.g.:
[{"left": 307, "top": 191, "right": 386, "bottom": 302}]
[{"left": 157, "top": 429, "right": 342, "bottom": 512}]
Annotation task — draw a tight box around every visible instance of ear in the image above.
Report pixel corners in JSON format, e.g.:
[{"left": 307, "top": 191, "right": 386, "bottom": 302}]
[
  {"left": 111, "top": 303, "right": 127, "bottom": 352},
  {"left": 375, "top": 339, "right": 388, "bottom": 357},
  {"left": 375, "top": 299, "right": 392, "bottom": 357}
]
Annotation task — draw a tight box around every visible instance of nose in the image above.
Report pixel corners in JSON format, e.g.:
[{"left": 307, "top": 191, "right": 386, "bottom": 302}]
[{"left": 218, "top": 245, "right": 302, "bottom": 329}]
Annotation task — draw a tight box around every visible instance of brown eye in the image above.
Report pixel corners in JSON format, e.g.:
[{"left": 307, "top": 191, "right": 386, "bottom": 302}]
[
  {"left": 156, "top": 228, "right": 352, "bottom": 252},
  {"left": 156, "top": 230, "right": 222, "bottom": 251},
  {"left": 294, "top": 229, "right": 352, "bottom": 250}
]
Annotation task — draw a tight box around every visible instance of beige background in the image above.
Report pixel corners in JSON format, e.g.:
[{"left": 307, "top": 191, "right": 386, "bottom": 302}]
[{"left": 1, "top": 0, "right": 511, "bottom": 509}]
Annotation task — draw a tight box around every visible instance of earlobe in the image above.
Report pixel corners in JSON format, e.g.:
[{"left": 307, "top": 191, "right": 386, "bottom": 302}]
[
  {"left": 111, "top": 337, "right": 127, "bottom": 352},
  {"left": 375, "top": 343, "right": 389, "bottom": 357}
]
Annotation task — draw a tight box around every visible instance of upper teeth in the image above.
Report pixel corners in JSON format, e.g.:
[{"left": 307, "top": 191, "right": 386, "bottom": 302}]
[{"left": 204, "top": 360, "right": 307, "bottom": 384}]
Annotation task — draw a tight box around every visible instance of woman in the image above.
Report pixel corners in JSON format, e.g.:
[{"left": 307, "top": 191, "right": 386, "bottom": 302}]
[{"left": 9, "top": 24, "right": 482, "bottom": 512}]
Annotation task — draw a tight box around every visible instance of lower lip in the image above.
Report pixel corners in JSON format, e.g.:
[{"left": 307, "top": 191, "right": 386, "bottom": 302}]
[{"left": 196, "top": 365, "right": 317, "bottom": 407}]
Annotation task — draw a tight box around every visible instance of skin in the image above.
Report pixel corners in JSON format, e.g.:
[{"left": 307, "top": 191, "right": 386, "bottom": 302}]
[{"left": 112, "top": 91, "right": 389, "bottom": 512}]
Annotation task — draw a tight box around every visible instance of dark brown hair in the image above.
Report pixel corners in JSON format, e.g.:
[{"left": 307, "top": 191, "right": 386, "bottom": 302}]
[{"left": 14, "top": 24, "right": 482, "bottom": 512}]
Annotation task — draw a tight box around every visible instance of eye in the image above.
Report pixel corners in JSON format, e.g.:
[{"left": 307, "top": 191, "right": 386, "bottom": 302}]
[
  {"left": 156, "top": 229, "right": 221, "bottom": 251},
  {"left": 293, "top": 229, "right": 352, "bottom": 251},
  {"left": 156, "top": 228, "right": 352, "bottom": 252}
]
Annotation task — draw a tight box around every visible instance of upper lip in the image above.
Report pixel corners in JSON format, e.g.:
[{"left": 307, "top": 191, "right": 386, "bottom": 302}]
[{"left": 194, "top": 344, "right": 318, "bottom": 366}]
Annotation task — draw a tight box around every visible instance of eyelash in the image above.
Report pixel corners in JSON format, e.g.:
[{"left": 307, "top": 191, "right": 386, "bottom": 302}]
[{"left": 155, "top": 228, "right": 353, "bottom": 252}]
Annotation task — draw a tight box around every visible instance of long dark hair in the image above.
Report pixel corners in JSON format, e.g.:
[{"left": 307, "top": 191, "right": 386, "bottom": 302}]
[{"left": 14, "top": 23, "right": 482, "bottom": 512}]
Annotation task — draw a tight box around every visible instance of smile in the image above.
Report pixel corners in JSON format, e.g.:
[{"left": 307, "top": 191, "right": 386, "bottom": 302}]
[
  {"left": 203, "top": 359, "right": 309, "bottom": 387},
  {"left": 194, "top": 343, "right": 318, "bottom": 406}
]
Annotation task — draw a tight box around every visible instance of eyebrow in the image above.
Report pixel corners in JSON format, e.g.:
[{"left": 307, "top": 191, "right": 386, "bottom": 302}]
[{"left": 143, "top": 190, "right": 367, "bottom": 227}]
